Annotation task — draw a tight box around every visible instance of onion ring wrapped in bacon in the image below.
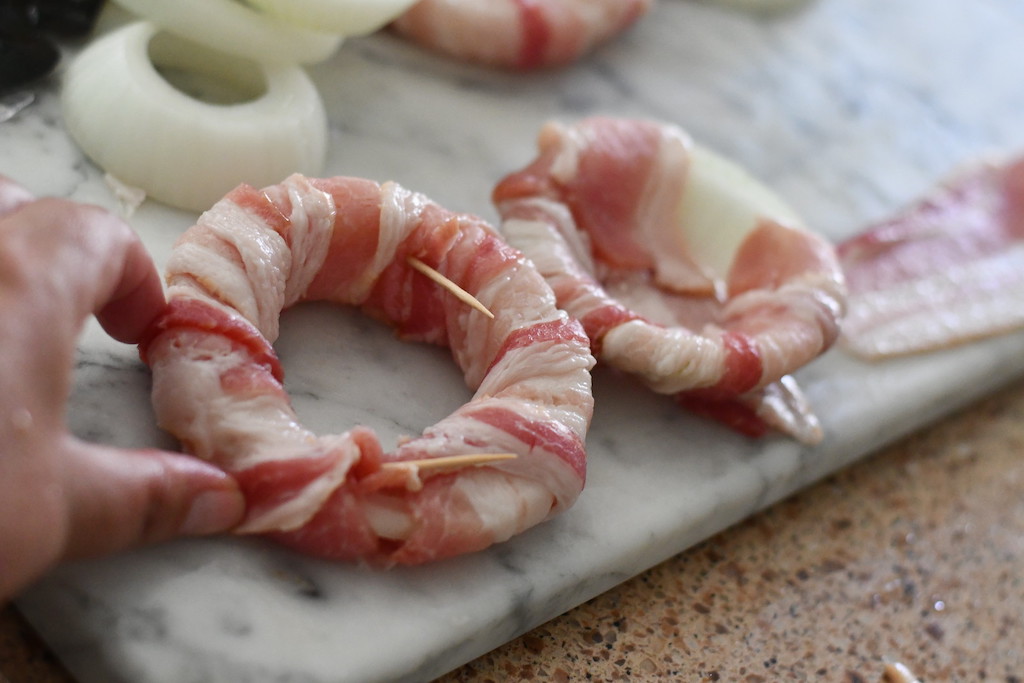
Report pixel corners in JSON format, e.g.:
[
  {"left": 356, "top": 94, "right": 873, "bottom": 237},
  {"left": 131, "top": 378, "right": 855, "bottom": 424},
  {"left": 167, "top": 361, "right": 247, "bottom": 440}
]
[
  {"left": 492, "top": 117, "right": 847, "bottom": 443},
  {"left": 391, "top": 0, "right": 653, "bottom": 70},
  {"left": 140, "top": 174, "right": 595, "bottom": 565}
]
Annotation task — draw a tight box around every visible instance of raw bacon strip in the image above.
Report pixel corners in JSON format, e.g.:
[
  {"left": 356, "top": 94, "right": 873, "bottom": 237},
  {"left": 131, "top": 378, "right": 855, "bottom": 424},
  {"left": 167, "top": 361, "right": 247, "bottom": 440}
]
[
  {"left": 141, "top": 174, "right": 595, "bottom": 565},
  {"left": 676, "top": 375, "right": 823, "bottom": 445},
  {"left": 493, "top": 117, "right": 847, "bottom": 443},
  {"left": 391, "top": 0, "right": 652, "bottom": 70},
  {"left": 838, "top": 156, "right": 1024, "bottom": 359}
]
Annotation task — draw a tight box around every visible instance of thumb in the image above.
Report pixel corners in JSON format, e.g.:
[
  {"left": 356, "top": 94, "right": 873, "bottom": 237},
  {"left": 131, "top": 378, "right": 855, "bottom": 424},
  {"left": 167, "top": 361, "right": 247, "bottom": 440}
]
[{"left": 58, "top": 437, "right": 246, "bottom": 561}]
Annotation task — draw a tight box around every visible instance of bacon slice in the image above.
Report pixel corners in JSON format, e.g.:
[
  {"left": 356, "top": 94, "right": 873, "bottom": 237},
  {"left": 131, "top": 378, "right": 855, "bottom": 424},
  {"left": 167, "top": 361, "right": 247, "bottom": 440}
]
[
  {"left": 838, "top": 156, "right": 1024, "bottom": 359},
  {"left": 141, "top": 174, "right": 595, "bottom": 565}
]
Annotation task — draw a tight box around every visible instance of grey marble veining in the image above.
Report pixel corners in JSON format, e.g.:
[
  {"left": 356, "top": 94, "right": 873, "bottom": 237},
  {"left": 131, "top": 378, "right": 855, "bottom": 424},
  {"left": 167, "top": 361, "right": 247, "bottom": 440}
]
[{"left": 4, "top": 1, "right": 1024, "bottom": 681}]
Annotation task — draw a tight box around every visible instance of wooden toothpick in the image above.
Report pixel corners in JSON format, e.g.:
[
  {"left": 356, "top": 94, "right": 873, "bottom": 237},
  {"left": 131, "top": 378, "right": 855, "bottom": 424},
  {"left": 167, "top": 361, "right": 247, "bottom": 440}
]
[
  {"left": 380, "top": 452, "right": 517, "bottom": 472},
  {"left": 406, "top": 256, "right": 495, "bottom": 319}
]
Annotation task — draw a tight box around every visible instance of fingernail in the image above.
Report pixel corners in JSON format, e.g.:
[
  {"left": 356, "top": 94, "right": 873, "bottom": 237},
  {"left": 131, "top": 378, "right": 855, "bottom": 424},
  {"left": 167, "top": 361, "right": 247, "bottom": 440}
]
[{"left": 181, "top": 489, "right": 245, "bottom": 536}]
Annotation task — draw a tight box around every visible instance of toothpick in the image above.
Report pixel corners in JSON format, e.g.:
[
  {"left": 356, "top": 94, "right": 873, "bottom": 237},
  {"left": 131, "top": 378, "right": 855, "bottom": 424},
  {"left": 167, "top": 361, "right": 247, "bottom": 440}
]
[
  {"left": 406, "top": 256, "right": 495, "bottom": 319},
  {"left": 380, "top": 453, "right": 517, "bottom": 472}
]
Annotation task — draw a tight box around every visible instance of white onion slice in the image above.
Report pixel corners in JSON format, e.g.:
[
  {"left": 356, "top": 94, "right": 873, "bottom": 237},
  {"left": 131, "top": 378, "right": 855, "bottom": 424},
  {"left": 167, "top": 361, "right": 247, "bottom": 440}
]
[
  {"left": 62, "top": 22, "right": 328, "bottom": 212},
  {"left": 679, "top": 144, "right": 804, "bottom": 277},
  {"left": 110, "top": 0, "right": 344, "bottom": 64},
  {"left": 244, "top": 0, "right": 420, "bottom": 36}
]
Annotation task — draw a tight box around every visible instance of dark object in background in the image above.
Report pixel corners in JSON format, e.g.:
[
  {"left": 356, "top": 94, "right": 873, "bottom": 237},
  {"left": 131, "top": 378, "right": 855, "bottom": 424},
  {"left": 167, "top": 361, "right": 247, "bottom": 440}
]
[
  {"left": 2, "top": 0, "right": 106, "bottom": 37},
  {"left": 0, "top": 30, "right": 60, "bottom": 89},
  {"left": 0, "top": 0, "right": 105, "bottom": 90}
]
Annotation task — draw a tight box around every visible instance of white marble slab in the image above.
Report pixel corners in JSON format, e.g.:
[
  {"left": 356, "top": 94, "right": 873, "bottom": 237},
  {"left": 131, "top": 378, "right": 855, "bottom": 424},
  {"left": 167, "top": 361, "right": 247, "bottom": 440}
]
[{"left": 4, "top": 1, "right": 1024, "bottom": 681}]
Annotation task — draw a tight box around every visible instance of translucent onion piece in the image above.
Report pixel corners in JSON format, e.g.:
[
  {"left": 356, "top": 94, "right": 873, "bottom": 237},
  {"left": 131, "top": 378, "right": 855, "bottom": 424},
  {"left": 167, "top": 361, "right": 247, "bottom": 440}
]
[
  {"left": 62, "top": 22, "right": 328, "bottom": 212},
  {"left": 110, "top": 0, "right": 344, "bottom": 64},
  {"left": 245, "top": 0, "right": 420, "bottom": 36},
  {"left": 679, "top": 144, "right": 804, "bottom": 278}
]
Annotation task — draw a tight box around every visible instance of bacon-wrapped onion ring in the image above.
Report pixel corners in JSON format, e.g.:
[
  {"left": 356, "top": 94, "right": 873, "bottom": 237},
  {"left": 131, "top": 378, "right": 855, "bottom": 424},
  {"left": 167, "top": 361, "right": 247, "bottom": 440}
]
[
  {"left": 110, "top": 0, "right": 343, "bottom": 64},
  {"left": 140, "top": 175, "right": 595, "bottom": 565},
  {"left": 493, "top": 117, "right": 847, "bottom": 442}
]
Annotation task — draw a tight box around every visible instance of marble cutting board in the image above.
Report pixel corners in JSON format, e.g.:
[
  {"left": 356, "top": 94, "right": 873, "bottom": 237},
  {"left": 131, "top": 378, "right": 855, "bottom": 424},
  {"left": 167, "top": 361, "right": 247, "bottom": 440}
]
[{"left": 4, "top": 1, "right": 1024, "bottom": 681}]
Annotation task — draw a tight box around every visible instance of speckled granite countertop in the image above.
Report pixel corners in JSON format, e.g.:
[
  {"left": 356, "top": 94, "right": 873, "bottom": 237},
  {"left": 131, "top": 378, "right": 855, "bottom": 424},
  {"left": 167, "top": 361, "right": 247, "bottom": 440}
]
[
  {"left": 4, "top": 377, "right": 1022, "bottom": 681},
  {"left": 437, "top": 379, "right": 1024, "bottom": 682}
]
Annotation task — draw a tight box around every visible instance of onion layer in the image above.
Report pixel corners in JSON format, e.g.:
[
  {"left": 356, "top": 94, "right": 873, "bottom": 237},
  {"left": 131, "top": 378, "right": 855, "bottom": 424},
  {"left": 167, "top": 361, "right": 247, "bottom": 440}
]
[
  {"left": 244, "top": 0, "right": 420, "bottom": 36},
  {"left": 110, "top": 0, "right": 344, "bottom": 64},
  {"left": 62, "top": 21, "right": 328, "bottom": 212},
  {"left": 679, "top": 145, "right": 804, "bottom": 277}
]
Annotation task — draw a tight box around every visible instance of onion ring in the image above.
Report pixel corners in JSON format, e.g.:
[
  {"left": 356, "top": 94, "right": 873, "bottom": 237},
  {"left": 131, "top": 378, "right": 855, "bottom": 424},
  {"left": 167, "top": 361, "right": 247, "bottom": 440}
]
[
  {"left": 62, "top": 22, "right": 328, "bottom": 212},
  {"left": 244, "top": 0, "right": 420, "bottom": 36},
  {"left": 110, "top": 0, "right": 344, "bottom": 64}
]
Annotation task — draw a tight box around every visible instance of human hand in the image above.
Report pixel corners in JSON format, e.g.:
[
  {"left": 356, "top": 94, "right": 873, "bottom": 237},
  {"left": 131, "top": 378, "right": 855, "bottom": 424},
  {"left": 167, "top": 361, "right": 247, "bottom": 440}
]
[{"left": 0, "top": 176, "right": 245, "bottom": 602}]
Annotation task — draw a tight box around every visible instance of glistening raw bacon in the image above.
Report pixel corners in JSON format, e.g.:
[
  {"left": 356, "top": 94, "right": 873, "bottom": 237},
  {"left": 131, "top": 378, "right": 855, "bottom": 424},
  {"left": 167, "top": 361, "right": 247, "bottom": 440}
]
[
  {"left": 838, "top": 156, "right": 1024, "bottom": 359},
  {"left": 493, "top": 117, "right": 847, "bottom": 443},
  {"left": 141, "top": 174, "right": 595, "bottom": 566}
]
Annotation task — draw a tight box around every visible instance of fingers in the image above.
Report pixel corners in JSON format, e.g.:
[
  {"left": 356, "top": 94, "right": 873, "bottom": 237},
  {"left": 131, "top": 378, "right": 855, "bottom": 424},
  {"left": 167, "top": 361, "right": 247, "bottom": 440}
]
[
  {"left": 93, "top": 234, "right": 167, "bottom": 343},
  {"left": 0, "top": 189, "right": 167, "bottom": 345},
  {"left": 0, "top": 177, "right": 243, "bottom": 582},
  {"left": 0, "top": 175, "right": 36, "bottom": 216},
  {"left": 58, "top": 437, "right": 246, "bottom": 561}
]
